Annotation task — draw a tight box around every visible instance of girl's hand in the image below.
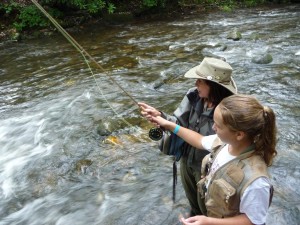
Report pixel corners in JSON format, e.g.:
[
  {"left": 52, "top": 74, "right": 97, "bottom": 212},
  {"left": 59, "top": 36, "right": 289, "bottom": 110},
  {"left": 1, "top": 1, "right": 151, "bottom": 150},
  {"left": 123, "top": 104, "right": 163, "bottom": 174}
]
[
  {"left": 180, "top": 216, "right": 209, "bottom": 225},
  {"left": 151, "top": 116, "right": 172, "bottom": 129}
]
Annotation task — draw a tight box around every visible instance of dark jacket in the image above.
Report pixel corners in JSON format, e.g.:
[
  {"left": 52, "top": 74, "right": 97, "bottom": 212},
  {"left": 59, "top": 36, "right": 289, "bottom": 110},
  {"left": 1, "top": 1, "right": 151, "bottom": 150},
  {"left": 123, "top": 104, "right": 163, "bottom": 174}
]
[{"left": 162, "top": 87, "right": 215, "bottom": 170}]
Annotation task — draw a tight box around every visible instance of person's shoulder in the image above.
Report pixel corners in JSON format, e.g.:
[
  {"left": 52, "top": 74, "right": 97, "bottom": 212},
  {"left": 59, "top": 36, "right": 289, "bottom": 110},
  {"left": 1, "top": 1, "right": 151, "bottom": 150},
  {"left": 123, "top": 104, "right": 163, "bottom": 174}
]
[
  {"left": 186, "top": 87, "right": 199, "bottom": 102},
  {"left": 202, "top": 134, "right": 219, "bottom": 150},
  {"left": 211, "top": 136, "right": 223, "bottom": 149}
]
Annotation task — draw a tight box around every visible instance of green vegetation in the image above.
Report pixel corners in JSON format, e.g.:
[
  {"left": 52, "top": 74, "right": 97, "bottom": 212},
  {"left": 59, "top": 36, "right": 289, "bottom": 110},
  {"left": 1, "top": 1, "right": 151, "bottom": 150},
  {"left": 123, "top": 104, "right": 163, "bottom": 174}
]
[
  {"left": 14, "top": 5, "right": 63, "bottom": 31},
  {"left": 0, "top": 0, "right": 292, "bottom": 39}
]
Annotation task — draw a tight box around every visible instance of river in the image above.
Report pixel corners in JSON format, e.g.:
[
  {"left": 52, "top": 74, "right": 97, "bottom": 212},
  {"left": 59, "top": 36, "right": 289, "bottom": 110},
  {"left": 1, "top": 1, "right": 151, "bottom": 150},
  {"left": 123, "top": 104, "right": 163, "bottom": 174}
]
[{"left": 0, "top": 4, "right": 299, "bottom": 225}]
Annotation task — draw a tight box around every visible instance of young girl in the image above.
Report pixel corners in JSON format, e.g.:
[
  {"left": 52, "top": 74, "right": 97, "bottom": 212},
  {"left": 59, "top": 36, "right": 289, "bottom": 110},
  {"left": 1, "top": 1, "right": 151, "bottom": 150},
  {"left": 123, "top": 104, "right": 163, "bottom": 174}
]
[{"left": 150, "top": 94, "right": 277, "bottom": 225}]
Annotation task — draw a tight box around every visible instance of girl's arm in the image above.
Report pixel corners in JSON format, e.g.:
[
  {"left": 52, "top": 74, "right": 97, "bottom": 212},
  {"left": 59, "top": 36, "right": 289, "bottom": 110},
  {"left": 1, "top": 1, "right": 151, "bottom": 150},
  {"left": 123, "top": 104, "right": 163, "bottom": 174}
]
[{"left": 151, "top": 116, "right": 205, "bottom": 150}]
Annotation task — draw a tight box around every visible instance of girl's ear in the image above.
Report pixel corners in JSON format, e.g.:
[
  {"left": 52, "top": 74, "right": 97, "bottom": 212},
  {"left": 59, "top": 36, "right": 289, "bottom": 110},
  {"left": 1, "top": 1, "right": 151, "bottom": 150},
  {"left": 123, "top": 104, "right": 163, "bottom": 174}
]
[{"left": 236, "top": 131, "right": 246, "bottom": 141}]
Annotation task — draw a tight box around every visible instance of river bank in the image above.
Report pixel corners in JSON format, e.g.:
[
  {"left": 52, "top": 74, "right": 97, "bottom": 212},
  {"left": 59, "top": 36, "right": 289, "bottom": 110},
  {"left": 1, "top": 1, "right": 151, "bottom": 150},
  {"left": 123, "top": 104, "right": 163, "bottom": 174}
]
[{"left": 0, "top": 2, "right": 294, "bottom": 43}]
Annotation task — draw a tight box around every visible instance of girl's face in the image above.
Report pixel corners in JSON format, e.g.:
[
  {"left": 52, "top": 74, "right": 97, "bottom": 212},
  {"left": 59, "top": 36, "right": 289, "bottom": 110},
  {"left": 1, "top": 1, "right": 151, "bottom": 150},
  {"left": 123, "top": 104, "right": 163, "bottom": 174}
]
[
  {"left": 195, "top": 79, "right": 210, "bottom": 98},
  {"left": 212, "top": 105, "right": 236, "bottom": 144}
]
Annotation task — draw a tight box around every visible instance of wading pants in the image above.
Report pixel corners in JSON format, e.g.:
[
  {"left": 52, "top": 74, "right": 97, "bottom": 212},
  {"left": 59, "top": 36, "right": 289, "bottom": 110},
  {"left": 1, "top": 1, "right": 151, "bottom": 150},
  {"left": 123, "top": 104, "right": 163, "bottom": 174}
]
[{"left": 180, "top": 151, "right": 208, "bottom": 216}]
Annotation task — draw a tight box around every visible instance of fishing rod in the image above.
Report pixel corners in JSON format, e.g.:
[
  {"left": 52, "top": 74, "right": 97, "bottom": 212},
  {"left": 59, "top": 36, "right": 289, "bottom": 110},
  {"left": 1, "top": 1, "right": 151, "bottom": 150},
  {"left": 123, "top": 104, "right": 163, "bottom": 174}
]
[
  {"left": 31, "top": 0, "right": 137, "bottom": 105},
  {"left": 31, "top": 0, "right": 163, "bottom": 140}
]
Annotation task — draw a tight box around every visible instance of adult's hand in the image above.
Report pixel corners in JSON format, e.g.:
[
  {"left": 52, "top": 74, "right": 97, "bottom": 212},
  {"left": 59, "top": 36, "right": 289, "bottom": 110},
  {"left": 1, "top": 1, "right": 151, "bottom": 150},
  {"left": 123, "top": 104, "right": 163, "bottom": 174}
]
[{"left": 138, "top": 102, "right": 161, "bottom": 122}]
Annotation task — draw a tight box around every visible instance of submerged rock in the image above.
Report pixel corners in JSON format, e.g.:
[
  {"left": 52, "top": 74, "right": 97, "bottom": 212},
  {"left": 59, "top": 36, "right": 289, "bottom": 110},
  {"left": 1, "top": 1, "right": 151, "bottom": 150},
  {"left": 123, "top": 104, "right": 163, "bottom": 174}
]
[
  {"left": 75, "top": 159, "right": 93, "bottom": 174},
  {"left": 251, "top": 53, "right": 273, "bottom": 64},
  {"left": 96, "top": 118, "right": 127, "bottom": 136},
  {"left": 103, "top": 136, "right": 123, "bottom": 146}
]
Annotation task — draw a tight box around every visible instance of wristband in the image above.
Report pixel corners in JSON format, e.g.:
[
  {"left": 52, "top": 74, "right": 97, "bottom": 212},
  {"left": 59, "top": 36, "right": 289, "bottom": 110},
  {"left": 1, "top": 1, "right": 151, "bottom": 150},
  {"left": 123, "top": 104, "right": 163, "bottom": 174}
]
[{"left": 173, "top": 124, "right": 180, "bottom": 134}]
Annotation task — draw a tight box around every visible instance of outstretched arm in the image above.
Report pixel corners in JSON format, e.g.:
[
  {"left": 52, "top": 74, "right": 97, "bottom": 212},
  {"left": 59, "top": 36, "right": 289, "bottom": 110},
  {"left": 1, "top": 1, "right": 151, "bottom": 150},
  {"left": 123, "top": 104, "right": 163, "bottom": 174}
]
[{"left": 151, "top": 116, "right": 205, "bottom": 150}]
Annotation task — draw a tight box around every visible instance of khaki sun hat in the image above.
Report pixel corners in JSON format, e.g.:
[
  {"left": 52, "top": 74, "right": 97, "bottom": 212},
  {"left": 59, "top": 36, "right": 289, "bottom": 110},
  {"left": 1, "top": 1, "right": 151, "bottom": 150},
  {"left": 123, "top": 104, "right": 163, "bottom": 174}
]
[{"left": 184, "top": 57, "right": 237, "bottom": 94}]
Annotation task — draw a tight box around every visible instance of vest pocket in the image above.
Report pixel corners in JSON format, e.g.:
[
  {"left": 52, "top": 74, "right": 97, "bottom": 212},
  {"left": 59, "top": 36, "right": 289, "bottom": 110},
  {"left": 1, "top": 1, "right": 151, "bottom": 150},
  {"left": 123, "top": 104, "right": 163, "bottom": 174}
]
[
  {"left": 209, "top": 178, "right": 237, "bottom": 210},
  {"left": 197, "top": 177, "right": 207, "bottom": 197}
]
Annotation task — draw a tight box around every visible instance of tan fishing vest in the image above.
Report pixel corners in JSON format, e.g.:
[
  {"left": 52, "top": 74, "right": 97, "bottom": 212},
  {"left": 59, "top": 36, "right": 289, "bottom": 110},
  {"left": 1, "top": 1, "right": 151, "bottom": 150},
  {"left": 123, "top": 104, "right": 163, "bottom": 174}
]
[{"left": 197, "top": 142, "right": 271, "bottom": 218}]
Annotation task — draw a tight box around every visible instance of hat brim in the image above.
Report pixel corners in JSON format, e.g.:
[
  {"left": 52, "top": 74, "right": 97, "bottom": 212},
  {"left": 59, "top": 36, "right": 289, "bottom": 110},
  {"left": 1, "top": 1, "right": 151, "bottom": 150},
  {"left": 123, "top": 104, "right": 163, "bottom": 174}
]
[{"left": 184, "top": 65, "right": 237, "bottom": 94}]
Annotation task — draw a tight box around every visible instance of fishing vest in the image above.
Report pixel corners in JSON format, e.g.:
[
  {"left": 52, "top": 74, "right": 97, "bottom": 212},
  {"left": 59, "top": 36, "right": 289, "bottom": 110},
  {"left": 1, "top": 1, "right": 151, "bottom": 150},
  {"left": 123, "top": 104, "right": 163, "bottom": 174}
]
[
  {"left": 197, "top": 143, "right": 271, "bottom": 218},
  {"left": 172, "top": 88, "right": 214, "bottom": 169}
]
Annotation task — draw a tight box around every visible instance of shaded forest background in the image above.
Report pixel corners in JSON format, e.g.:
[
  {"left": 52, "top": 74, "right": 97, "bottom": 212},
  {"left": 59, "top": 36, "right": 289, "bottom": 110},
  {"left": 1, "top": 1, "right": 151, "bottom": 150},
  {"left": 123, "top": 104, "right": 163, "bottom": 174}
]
[{"left": 0, "top": 0, "right": 297, "bottom": 41}]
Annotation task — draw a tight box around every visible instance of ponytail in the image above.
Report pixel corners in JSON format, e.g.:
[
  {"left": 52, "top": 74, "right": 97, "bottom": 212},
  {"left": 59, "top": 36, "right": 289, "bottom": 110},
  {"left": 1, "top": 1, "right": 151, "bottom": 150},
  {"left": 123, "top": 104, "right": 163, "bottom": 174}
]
[{"left": 255, "top": 106, "right": 277, "bottom": 166}]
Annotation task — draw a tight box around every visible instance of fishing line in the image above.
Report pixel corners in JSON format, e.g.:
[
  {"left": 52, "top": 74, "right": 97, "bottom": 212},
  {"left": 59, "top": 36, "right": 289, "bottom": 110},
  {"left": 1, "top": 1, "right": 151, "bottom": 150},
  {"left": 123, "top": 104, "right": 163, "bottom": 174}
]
[
  {"left": 31, "top": 0, "right": 136, "bottom": 127},
  {"left": 31, "top": 0, "right": 163, "bottom": 140},
  {"left": 81, "top": 53, "right": 130, "bottom": 126}
]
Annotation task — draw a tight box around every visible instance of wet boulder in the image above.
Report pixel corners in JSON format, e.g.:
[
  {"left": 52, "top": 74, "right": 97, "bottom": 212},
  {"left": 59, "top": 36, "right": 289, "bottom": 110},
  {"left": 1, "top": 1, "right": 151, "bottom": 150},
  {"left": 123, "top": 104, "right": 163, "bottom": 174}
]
[
  {"left": 250, "top": 32, "right": 260, "bottom": 41},
  {"left": 251, "top": 53, "right": 273, "bottom": 64},
  {"left": 96, "top": 118, "right": 126, "bottom": 136},
  {"left": 227, "top": 28, "right": 242, "bottom": 41},
  {"left": 106, "top": 56, "right": 139, "bottom": 69},
  {"left": 96, "top": 117, "right": 145, "bottom": 137}
]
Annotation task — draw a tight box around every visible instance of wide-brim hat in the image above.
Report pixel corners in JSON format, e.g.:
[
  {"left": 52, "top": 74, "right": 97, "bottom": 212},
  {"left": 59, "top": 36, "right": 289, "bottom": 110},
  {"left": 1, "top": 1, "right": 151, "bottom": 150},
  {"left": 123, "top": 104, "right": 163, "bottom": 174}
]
[{"left": 184, "top": 57, "right": 237, "bottom": 94}]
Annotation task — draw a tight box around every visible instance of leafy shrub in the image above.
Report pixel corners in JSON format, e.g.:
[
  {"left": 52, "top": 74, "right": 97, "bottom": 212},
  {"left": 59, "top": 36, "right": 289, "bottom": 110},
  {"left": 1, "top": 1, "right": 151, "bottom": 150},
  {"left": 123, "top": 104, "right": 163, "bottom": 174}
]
[
  {"left": 14, "top": 5, "right": 48, "bottom": 31},
  {"left": 9, "top": 0, "right": 113, "bottom": 31},
  {"left": 143, "top": 0, "right": 158, "bottom": 7},
  {"left": 0, "top": 1, "right": 19, "bottom": 14},
  {"left": 41, "top": 0, "right": 107, "bottom": 13},
  {"left": 107, "top": 3, "right": 116, "bottom": 14},
  {"left": 0, "top": 0, "right": 292, "bottom": 34},
  {"left": 142, "top": 0, "right": 167, "bottom": 8},
  {"left": 14, "top": 5, "right": 62, "bottom": 31}
]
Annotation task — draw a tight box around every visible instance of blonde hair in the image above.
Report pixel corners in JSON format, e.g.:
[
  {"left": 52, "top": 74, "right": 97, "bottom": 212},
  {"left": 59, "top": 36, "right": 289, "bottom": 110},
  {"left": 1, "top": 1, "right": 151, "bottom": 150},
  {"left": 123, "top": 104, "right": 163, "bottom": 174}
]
[{"left": 219, "top": 94, "right": 277, "bottom": 166}]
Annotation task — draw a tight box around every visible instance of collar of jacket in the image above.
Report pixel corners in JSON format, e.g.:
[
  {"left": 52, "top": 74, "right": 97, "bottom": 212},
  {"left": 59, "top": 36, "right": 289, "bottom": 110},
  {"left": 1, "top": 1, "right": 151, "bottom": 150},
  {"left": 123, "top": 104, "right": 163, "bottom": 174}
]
[{"left": 187, "top": 88, "right": 215, "bottom": 118}]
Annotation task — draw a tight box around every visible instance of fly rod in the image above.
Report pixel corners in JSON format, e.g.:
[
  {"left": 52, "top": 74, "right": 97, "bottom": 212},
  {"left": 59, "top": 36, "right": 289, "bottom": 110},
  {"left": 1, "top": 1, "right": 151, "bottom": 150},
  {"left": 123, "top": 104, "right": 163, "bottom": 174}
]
[
  {"left": 31, "top": 0, "right": 138, "bottom": 106},
  {"left": 31, "top": 0, "right": 163, "bottom": 140}
]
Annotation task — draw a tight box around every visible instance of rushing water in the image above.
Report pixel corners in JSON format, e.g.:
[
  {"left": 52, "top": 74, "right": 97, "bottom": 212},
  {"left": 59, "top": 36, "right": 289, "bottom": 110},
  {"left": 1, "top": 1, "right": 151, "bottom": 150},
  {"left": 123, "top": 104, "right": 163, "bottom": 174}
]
[{"left": 0, "top": 4, "right": 299, "bottom": 225}]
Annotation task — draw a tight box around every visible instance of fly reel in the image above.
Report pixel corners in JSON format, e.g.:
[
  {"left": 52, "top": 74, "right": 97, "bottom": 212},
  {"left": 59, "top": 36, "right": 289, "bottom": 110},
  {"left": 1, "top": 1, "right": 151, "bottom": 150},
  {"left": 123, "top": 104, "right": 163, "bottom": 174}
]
[{"left": 149, "top": 127, "right": 164, "bottom": 141}]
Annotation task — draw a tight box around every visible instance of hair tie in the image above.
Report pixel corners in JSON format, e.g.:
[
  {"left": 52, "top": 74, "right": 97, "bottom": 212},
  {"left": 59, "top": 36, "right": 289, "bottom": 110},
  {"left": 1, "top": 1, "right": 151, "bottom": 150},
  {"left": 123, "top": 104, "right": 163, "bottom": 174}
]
[{"left": 263, "top": 106, "right": 268, "bottom": 118}]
